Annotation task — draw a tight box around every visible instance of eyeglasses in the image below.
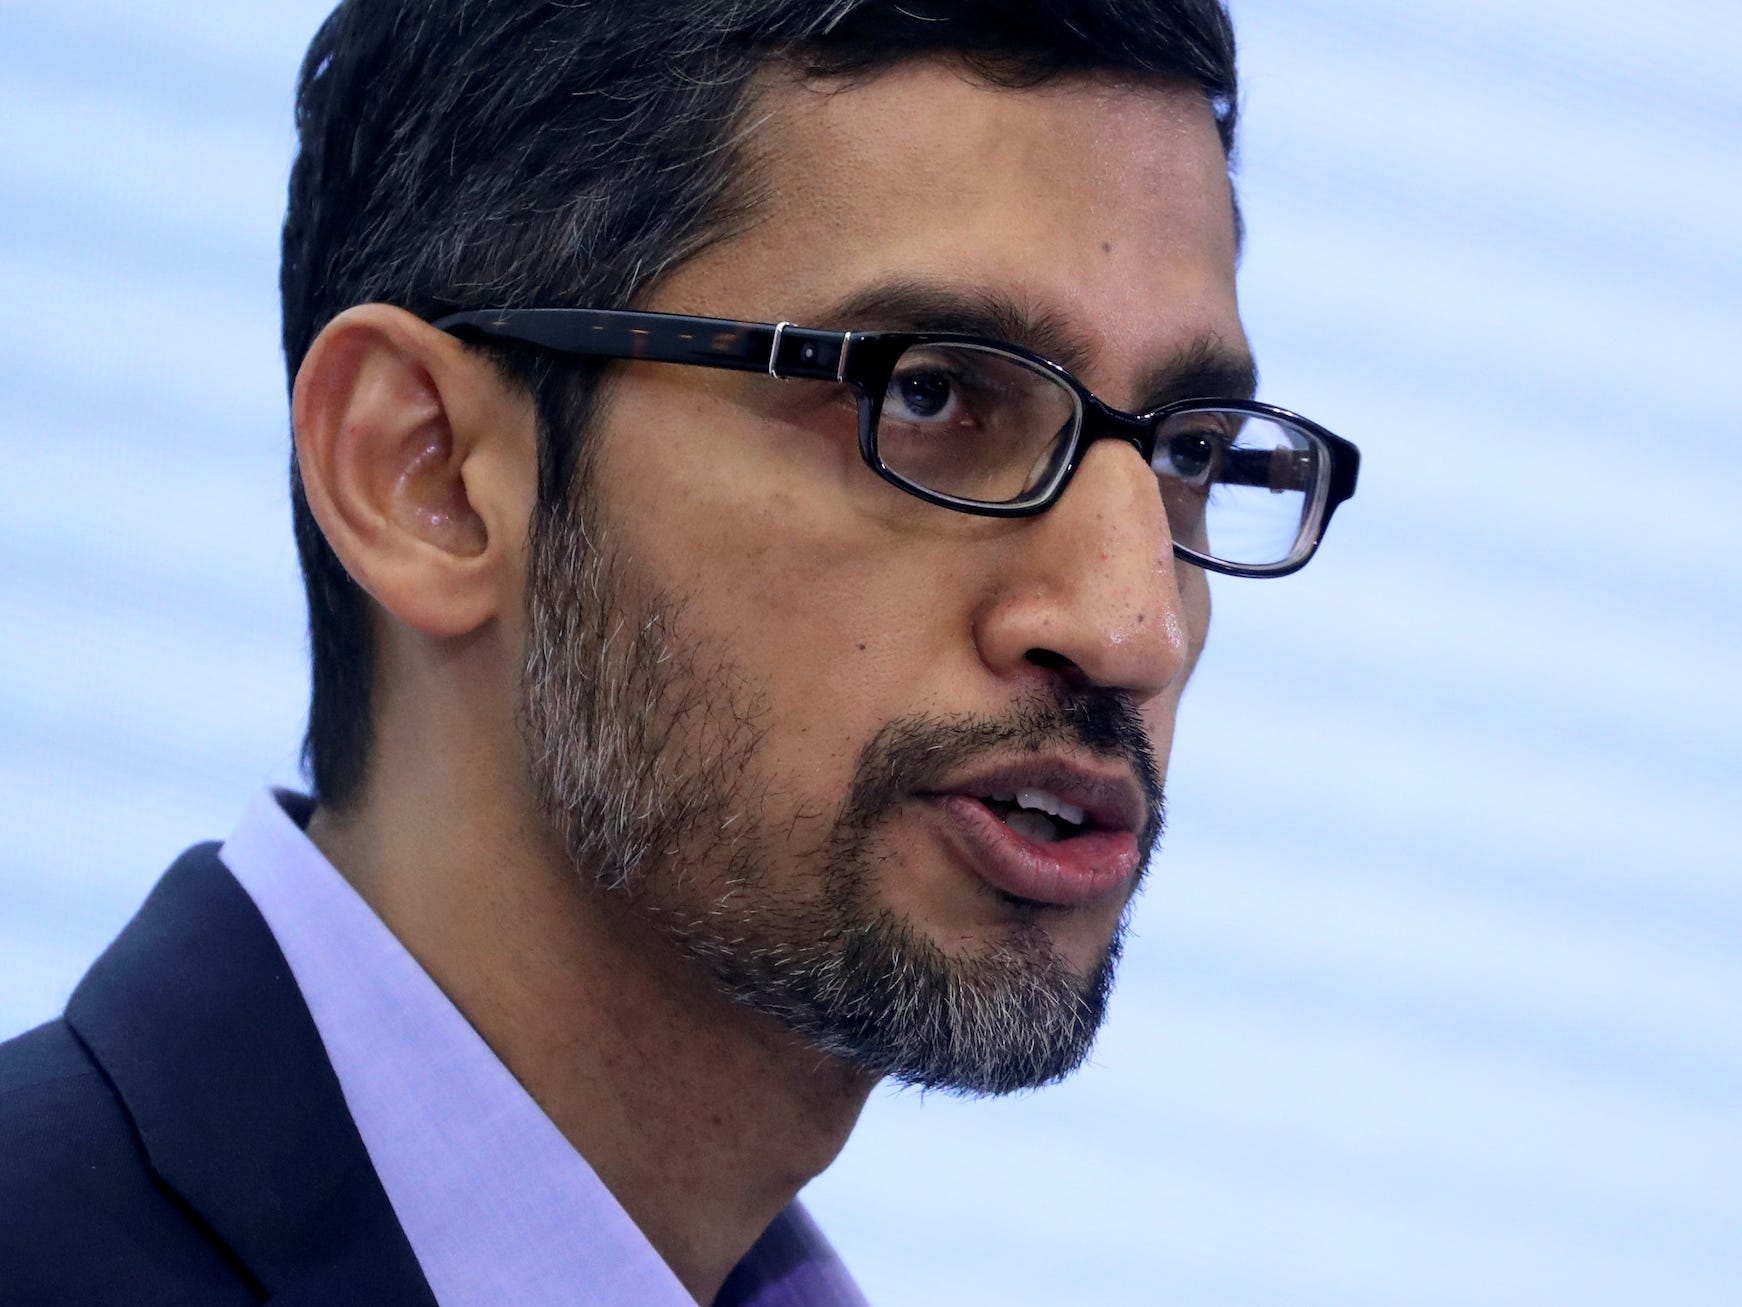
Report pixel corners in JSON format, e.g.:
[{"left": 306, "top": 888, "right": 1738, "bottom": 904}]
[{"left": 433, "top": 307, "right": 1360, "bottom": 577}]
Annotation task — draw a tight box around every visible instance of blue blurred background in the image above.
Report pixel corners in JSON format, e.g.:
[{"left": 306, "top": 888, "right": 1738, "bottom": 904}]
[{"left": 2, "top": 2, "right": 1738, "bottom": 1302}]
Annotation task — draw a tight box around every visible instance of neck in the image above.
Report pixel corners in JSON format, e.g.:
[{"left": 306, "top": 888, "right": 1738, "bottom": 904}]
[{"left": 308, "top": 768, "right": 874, "bottom": 1303}]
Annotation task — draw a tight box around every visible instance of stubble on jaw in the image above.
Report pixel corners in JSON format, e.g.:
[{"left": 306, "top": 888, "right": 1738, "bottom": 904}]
[{"left": 516, "top": 496, "right": 1164, "bottom": 1095}]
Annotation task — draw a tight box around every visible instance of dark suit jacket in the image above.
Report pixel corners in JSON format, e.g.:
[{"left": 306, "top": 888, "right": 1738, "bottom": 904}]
[{"left": 0, "top": 843, "right": 439, "bottom": 1305}]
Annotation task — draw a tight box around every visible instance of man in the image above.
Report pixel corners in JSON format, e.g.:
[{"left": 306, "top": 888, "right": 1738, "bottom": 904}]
[{"left": 0, "top": 1, "right": 1356, "bottom": 1302}]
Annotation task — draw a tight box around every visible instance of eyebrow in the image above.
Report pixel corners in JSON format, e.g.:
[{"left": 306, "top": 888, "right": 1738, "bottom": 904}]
[{"left": 812, "top": 278, "right": 1259, "bottom": 408}]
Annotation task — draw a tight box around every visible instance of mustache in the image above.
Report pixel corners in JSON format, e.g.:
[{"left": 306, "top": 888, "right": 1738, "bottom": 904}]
[{"left": 841, "top": 691, "right": 1165, "bottom": 849}]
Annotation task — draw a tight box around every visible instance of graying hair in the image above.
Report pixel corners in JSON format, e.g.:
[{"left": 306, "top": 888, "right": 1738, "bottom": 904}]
[{"left": 517, "top": 502, "right": 1147, "bottom": 1094}]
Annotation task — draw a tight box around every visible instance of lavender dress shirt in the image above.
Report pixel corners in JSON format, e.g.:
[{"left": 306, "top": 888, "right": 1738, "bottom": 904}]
[{"left": 219, "top": 789, "right": 868, "bottom": 1307}]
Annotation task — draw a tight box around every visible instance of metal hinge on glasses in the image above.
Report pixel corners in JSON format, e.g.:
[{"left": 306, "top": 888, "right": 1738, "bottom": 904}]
[{"left": 766, "top": 321, "right": 852, "bottom": 383}]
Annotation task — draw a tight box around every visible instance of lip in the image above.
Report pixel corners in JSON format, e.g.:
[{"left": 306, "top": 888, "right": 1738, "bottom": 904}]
[
  {"left": 924, "top": 794, "right": 1140, "bottom": 908},
  {"left": 917, "top": 759, "right": 1151, "bottom": 909},
  {"left": 923, "top": 759, "right": 1149, "bottom": 838}
]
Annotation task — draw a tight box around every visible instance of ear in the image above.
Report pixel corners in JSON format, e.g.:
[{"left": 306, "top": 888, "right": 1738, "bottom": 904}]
[{"left": 292, "top": 304, "right": 536, "bottom": 639}]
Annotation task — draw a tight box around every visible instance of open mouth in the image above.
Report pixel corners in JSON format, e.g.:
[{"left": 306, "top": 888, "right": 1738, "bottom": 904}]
[
  {"left": 975, "top": 790, "right": 1092, "bottom": 844},
  {"left": 917, "top": 766, "right": 1145, "bottom": 909}
]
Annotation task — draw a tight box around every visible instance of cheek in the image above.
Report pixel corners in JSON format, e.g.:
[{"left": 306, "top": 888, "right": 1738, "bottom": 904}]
[
  {"left": 1181, "top": 564, "right": 1212, "bottom": 666},
  {"left": 689, "top": 490, "right": 922, "bottom": 670},
  {"left": 712, "top": 524, "right": 948, "bottom": 784},
  {"left": 1135, "top": 566, "right": 1209, "bottom": 761},
  {"left": 595, "top": 396, "right": 968, "bottom": 785}
]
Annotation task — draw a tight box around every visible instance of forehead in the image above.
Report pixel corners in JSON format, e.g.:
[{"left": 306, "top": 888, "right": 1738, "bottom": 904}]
[{"left": 659, "top": 59, "right": 1242, "bottom": 382}]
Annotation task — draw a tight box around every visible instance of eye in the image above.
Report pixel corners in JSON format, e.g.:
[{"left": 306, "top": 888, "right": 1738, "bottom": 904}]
[
  {"left": 1155, "top": 428, "right": 1225, "bottom": 486},
  {"left": 885, "top": 365, "right": 967, "bottom": 425}
]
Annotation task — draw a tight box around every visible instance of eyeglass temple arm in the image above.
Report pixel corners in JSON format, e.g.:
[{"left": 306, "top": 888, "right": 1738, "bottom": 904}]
[
  {"left": 1216, "top": 437, "right": 1359, "bottom": 509},
  {"left": 432, "top": 308, "right": 853, "bottom": 382},
  {"left": 1218, "top": 447, "right": 1311, "bottom": 493},
  {"left": 436, "top": 308, "right": 1361, "bottom": 528}
]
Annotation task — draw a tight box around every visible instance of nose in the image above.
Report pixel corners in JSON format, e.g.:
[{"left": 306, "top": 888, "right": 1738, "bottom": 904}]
[{"left": 972, "top": 439, "right": 1197, "bottom": 704}]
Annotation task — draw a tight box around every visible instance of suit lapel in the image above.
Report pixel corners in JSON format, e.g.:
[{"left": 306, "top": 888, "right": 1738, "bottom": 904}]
[{"left": 65, "top": 843, "right": 438, "bottom": 1306}]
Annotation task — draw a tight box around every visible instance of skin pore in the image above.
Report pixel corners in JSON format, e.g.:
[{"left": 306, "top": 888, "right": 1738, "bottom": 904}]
[{"left": 295, "top": 59, "right": 1243, "bottom": 1305}]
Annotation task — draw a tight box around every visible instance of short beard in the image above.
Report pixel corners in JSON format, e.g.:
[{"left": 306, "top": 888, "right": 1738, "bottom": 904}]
[{"left": 519, "top": 506, "right": 1164, "bottom": 1096}]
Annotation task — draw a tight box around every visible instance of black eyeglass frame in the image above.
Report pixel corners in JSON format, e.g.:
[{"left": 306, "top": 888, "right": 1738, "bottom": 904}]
[{"left": 433, "top": 306, "right": 1360, "bottom": 578}]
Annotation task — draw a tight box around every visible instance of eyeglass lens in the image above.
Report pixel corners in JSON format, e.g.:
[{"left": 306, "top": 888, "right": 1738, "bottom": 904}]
[
  {"left": 875, "top": 343, "right": 1324, "bottom": 569},
  {"left": 876, "top": 343, "right": 1080, "bottom": 505}
]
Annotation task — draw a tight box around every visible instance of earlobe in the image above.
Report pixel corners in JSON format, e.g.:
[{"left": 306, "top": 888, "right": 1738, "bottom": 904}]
[{"left": 292, "top": 304, "right": 524, "bottom": 640}]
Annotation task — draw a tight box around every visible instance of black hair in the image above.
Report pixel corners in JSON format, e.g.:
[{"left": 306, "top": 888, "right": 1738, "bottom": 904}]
[{"left": 281, "top": 0, "right": 1239, "bottom": 807}]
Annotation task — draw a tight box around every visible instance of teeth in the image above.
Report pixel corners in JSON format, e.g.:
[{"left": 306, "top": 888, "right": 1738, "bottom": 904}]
[{"left": 1015, "top": 788, "right": 1087, "bottom": 826}]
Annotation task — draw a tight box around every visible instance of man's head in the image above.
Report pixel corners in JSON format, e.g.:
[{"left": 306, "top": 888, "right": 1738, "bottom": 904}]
[{"left": 285, "top": 0, "right": 1242, "bottom": 1094}]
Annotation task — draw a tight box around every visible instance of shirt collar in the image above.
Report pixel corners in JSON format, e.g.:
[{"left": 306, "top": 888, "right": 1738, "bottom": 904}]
[{"left": 219, "top": 789, "right": 864, "bottom": 1307}]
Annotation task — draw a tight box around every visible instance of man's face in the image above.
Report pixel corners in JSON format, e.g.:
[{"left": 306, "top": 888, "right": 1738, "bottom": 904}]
[{"left": 519, "top": 61, "right": 1242, "bottom": 1093}]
